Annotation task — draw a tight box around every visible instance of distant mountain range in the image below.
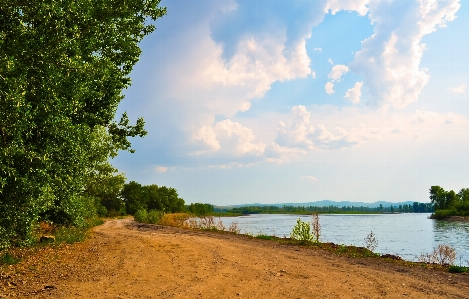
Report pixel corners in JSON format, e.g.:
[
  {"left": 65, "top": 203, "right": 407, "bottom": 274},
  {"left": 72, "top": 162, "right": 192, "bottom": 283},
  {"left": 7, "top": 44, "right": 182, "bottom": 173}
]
[{"left": 222, "top": 200, "right": 424, "bottom": 209}]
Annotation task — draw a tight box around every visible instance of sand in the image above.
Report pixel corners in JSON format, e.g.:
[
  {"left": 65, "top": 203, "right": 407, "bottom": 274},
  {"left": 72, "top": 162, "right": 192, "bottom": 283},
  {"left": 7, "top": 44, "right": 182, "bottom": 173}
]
[{"left": 1, "top": 219, "right": 468, "bottom": 298}]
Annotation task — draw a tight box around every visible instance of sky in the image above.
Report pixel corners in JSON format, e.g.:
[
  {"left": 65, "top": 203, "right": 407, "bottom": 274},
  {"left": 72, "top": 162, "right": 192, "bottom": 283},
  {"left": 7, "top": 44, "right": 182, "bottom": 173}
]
[{"left": 113, "top": 0, "right": 469, "bottom": 206}]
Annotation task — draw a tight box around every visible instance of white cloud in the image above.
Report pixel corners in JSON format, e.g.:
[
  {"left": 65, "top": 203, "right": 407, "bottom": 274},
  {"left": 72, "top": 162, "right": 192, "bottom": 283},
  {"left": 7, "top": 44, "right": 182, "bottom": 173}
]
[
  {"left": 194, "top": 120, "right": 265, "bottom": 157},
  {"left": 344, "top": 81, "right": 363, "bottom": 104},
  {"left": 301, "top": 176, "right": 318, "bottom": 182},
  {"left": 193, "top": 125, "right": 221, "bottom": 152},
  {"left": 448, "top": 83, "right": 467, "bottom": 94},
  {"left": 274, "top": 105, "right": 364, "bottom": 151},
  {"left": 311, "top": 71, "right": 316, "bottom": 79},
  {"left": 314, "top": 47, "right": 322, "bottom": 51},
  {"left": 328, "top": 57, "right": 334, "bottom": 64},
  {"left": 155, "top": 166, "right": 168, "bottom": 173},
  {"left": 328, "top": 64, "right": 349, "bottom": 82},
  {"left": 349, "top": 0, "right": 460, "bottom": 109},
  {"left": 325, "top": 82, "right": 335, "bottom": 94},
  {"left": 325, "top": 0, "right": 369, "bottom": 16}
]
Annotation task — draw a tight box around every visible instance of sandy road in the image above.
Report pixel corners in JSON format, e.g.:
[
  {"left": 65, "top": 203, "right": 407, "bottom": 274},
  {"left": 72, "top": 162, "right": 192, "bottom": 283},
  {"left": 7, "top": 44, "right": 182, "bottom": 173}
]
[{"left": 1, "top": 219, "right": 468, "bottom": 298}]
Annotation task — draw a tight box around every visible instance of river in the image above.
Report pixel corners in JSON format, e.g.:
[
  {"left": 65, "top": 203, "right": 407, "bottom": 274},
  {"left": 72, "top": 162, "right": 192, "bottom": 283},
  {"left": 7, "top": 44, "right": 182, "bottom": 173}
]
[{"left": 218, "top": 213, "right": 469, "bottom": 263}]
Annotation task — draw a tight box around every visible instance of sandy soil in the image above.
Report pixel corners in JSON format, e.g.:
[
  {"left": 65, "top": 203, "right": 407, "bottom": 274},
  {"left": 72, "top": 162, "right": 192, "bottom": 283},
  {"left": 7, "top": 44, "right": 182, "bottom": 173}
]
[{"left": 1, "top": 219, "right": 468, "bottom": 298}]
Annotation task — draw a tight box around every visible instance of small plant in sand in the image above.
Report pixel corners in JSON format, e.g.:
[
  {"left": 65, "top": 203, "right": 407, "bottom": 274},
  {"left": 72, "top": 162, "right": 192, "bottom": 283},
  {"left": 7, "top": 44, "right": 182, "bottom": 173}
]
[
  {"left": 227, "top": 221, "right": 241, "bottom": 234},
  {"left": 418, "top": 244, "right": 457, "bottom": 265},
  {"left": 364, "top": 231, "right": 378, "bottom": 252},
  {"left": 187, "top": 216, "right": 226, "bottom": 231},
  {"left": 311, "top": 213, "right": 321, "bottom": 245},
  {"left": 290, "top": 218, "right": 313, "bottom": 244}
]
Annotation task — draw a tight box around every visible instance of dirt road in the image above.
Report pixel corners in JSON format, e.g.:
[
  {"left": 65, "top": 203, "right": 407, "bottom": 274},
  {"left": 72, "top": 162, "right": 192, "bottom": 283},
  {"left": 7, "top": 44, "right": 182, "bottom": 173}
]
[{"left": 1, "top": 219, "right": 468, "bottom": 298}]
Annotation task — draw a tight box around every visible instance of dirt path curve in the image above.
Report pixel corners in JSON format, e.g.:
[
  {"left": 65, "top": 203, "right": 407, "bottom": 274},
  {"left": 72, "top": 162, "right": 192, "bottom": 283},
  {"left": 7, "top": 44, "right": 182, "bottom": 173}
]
[{"left": 2, "top": 219, "right": 469, "bottom": 298}]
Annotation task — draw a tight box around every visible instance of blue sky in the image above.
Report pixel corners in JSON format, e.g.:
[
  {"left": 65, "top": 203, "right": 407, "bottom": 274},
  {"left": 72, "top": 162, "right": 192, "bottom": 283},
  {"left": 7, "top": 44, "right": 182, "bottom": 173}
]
[{"left": 113, "top": 0, "right": 469, "bottom": 206}]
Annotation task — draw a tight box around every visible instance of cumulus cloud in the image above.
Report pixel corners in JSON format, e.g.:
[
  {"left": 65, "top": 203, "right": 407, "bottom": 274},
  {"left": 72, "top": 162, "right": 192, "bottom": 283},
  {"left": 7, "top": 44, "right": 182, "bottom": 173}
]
[
  {"left": 448, "top": 83, "right": 467, "bottom": 94},
  {"left": 328, "top": 57, "right": 334, "bottom": 64},
  {"left": 311, "top": 71, "right": 317, "bottom": 79},
  {"left": 301, "top": 176, "right": 318, "bottom": 182},
  {"left": 325, "top": 82, "right": 335, "bottom": 94},
  {"left": 349, "top": 0, "right": 461, "bottom": 109},
  {"left": 344, "top": 82, "right": 363, "bottom": 104},
  {"left": 325, "top": 0, "right": 369, "bottom": 16},
  {"left": 194, "top": 120, "right": 265, "bottom": 157},
  {"left": 328, "top": 64, "right": 349, "bottom": 82},
  {"left": 274, "top": 105, "right": 362, "bottom": 150}
]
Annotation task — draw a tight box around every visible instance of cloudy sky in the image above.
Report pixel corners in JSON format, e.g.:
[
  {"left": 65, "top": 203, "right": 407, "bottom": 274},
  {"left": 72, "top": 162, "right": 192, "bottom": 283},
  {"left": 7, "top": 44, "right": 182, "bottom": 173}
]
[{"left": 113, "top": 0, "right": 469, "bottom": 206}]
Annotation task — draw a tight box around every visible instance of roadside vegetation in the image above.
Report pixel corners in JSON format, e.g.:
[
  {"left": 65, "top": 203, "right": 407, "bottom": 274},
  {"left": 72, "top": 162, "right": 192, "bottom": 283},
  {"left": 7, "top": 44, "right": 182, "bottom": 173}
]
[
  {"left": 0, "top": 1, "right": 167, "bottom": 250},
  {"left": 429, "top": 186, "right": 469, "bottom": 219}
]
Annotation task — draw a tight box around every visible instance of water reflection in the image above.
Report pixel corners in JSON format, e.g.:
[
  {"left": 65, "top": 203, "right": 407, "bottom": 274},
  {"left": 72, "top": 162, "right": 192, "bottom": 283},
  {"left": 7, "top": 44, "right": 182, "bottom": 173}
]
[{"left": 433, "top": 219, "right": 469, "bottom": 263}]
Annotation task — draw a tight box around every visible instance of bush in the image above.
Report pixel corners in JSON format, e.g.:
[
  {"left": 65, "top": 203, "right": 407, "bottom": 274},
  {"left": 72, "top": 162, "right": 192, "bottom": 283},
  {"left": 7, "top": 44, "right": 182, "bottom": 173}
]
[
  {"left": 418, "top": 244, "right": 457, "bottom": 265},
  {"left": 290, "top": 218, "right": 313, "bottom": 244},
  {"left": 0, "top": 252, "right": 20, "bottom": 265},
  {"left": 449, "top": 265, "right": 469, "bottom": 273},
  {"left": 147, "top": 210, "right": 164, "bottom": 224},
  {"left": 134, "top": 209, "right": 149, "bottom": 223}
]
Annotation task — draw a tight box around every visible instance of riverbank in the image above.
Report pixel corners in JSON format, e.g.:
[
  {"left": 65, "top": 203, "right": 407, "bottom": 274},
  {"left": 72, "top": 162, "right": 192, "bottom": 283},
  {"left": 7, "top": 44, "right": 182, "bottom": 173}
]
[
  {"left": 429, "top": 215, "right": 469, "bottom": 221},
  {"left": 1, "top": 219, "right": 468, "bottom": 298}
]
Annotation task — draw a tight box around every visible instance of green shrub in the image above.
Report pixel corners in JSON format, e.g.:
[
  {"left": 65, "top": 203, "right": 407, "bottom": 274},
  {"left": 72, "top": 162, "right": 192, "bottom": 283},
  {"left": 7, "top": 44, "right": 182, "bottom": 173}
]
[
  {"left": 0, "top": 252, "right": 20, "bottom": 265},
  {"left": 449, "top": 265, "right": 469, "bottom": 273},
  {"left": 54, "top": 226, "right": 87, "bottom": 244},
  {"left": 290, "top": 218, "right": 313, "bottom": 244},
  {"left": 147, "top": 210, "right": 164, "bottom": 224},
  {"left": 256, "top": 234, "right": 274, "bottom": 240},
  {"left": 53, "top": 217, "right": 103, "bottom": 244},
  {"left": 134, "top": 209, "right": 148, "bottom": 223}
]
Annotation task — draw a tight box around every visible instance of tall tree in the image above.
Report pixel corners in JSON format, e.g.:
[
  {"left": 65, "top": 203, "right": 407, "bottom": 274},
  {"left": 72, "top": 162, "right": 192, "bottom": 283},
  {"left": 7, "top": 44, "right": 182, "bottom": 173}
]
[
  {"left": 430, "top": 185, "right": 447, "bottom": 211},
  {"left": 0, "top": 0, "right": 166, "bottom": 248}
]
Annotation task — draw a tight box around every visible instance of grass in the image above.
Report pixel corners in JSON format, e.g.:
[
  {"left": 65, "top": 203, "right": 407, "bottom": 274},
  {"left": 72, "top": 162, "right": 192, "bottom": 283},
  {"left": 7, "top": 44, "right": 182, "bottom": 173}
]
[
  {"left": 255, "top": 234, "right": 276, "bottom": 240},
  {"left": 0, "top": 251, "right": 21, "bottom": 265},
  {"left": 448, "top": 265, "right": 469, "bottom": 273},
  {"left": 52, "top": 217, "right": 104, "bottom": 244}
]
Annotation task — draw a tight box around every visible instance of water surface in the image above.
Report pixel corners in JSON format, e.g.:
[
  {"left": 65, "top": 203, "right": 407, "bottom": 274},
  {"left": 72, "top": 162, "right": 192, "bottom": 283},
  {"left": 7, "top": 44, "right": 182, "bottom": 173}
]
[{"left": 220, "top": 213, "right": 469, "bottom": 262}]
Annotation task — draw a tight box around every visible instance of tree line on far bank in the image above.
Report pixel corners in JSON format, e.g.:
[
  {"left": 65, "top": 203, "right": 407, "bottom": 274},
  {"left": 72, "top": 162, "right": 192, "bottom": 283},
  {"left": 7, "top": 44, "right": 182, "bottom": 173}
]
[
  {"left": 222, "top": 202, "right": 433, "bottom": 215},
  {"left": 430, "top": 186, "right": 469, "bottom": 218}
]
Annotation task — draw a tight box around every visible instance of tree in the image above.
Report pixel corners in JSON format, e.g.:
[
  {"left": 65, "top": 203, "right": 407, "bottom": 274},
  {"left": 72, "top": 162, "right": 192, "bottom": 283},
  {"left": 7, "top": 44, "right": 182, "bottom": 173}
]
[
  {"left": 445, "top": 190, "right": 460, "bottom": 209},
  {"left": 430, "top": 186, "right": 447, "bottom": 211},
  {"left": 0, "top": 1, "right": 166, "bottom": 248},
  {"left": 121, "top": 181, "right": 148, "bottom": 215},
  {"left": 189, "top": 203, "right": 214, "bottom": 216},
  {"left": 458, "top": 188, "right": 469, "bottom": 203}
]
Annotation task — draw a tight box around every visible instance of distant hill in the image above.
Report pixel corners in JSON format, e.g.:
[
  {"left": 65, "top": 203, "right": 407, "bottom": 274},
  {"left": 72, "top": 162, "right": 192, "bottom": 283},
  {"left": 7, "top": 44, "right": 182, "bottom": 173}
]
[{"left": 222, "top": 200, "right": 421, "bottom": 209}]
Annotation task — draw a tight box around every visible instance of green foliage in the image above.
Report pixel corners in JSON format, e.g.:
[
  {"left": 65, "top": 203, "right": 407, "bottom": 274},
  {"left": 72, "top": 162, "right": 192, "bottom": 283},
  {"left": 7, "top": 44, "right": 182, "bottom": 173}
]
[
  {"left": 0, "top": 0, "right": 166, "bottom": 248},
  {"left": 189, "top": 203, "right": 214, "bottom": 216},
  {"left": 134, "top": 209, "right": 149, "bottom": 223},
  {"left": 430, "top": 185, "right": 469, "bottom": 217},
  {"left": 448, "top": 265, "right": 469, "bottom": 273},
  {"left": 255, "top": 234, "right": 275, "bottom": 240},
  {"left": 0, "top": 252, "right": 20, "bottom": 265},
  {"left": 290, "top": 218, "right": 313, "bottom": 244},
  {"left": 54, "top": 226, "right": 88, "bottom": 244},
  {"left": 225, "top": 203, "right": 432, "bottom": 215},
  {"left": 147, "top": 210, "right": 164, "bottom": 224},
  {"left": 53, "top": 217, "right": 103, "bottom": 244},
  {"left": 121, "top": 182, "right": 185, "bottom": 215},
  {"left": 134, "top": 209, "right": 164, "bottom": 224}
]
